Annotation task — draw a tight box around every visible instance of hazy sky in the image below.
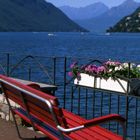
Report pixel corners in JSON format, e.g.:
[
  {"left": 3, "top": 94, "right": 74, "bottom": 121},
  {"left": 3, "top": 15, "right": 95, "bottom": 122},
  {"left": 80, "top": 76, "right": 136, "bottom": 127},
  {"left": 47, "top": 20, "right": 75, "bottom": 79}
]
[{"left": 46, "top": 0, "right": 140, "bottom": 7}]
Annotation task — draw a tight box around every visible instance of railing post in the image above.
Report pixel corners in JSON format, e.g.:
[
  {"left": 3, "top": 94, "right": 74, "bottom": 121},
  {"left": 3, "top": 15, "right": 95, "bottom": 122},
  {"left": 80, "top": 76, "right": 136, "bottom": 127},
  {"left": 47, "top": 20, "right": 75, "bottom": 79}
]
[
  {"left": 78, "top": 87, "right": 81, "bottom": 115},
  {"left": 53, "top": 57, "right": 56, "bottom": 85},
  {"left": 108, "top": 93, "right": 112, "bottom": 130},
  {"left": 125, "top": 96, "right": 129, "bottom": 137},
  {"left": 125, "top": 62, "right": 131, "bottom": 136},
  {"left": 28, "top": 67, "right": 31, "bottom": 81},
  {"left": 71, "top": 86, "right": 74, "bottom": 112},
  {"left": 6, "top": 53, "right": 10, "bottom": 76},
  {"left": 134, "top": 98, "right": 138, "bottom": 140},
  {"left": 117, "top": 95, "right": 120, "bottom": 134},
  {"left": 63, "top": 57, "right": 67, "bottom": 109},
  {"left": 53, "top": 57, "right": 56, "bottom": 96},
  {"left": 100, "top": 92, "right": 103, "bottom": 117},
  {"left": 85, "top": 88, "right": 88, "bottom": 119}
]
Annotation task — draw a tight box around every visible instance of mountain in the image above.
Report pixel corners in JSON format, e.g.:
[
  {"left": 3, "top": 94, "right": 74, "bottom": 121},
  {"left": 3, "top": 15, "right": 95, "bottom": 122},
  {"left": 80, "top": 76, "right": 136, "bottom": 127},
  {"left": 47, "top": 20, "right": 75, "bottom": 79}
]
[
  {"left": 75, "top": 0, "right": 140, "bottom": 33},
  {"left": 107, "top": 7, "right": 140, "bottom": 32},
  {"left": 0, "top": 0, "right": 87, "bottom": 32},
  {"left": 59, "top": 2, "right": 109, "bottom": 20}
]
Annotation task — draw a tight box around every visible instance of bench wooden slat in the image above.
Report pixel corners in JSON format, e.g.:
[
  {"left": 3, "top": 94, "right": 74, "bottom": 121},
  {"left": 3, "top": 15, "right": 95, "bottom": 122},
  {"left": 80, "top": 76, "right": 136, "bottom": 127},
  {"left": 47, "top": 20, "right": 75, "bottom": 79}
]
[
  {"left": 66, "top": 117, "right": 109, "bottom": 140},
  {"left": 1, "top": 80, "right": 59, "bottom": 106},
  {"left": 63, "top": 109, "right": 123, "bottom": 140},
  {"left": 5, "top": 91, "right": 68, "bottom": 128},
  {"left": 63, "top": 111, "right": 109, "bottom": 140},
  {"left": 1, "top": 80, "right": 68, "bottom": 128}
]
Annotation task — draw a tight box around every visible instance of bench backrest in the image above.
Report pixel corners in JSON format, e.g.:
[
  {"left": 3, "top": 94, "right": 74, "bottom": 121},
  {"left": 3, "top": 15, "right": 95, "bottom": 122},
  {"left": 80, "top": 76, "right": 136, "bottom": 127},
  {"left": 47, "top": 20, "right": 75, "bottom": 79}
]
[{"left": 0, "top": 75, "right": 68, "bottom": 129}]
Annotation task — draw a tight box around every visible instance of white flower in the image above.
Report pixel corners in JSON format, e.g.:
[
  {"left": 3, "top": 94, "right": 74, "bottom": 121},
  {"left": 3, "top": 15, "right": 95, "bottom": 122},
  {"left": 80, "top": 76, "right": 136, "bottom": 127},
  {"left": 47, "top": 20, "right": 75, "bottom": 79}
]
[
  {"left": 137, "top": 64, "right": 140, "bottom": 68},
  {"left": 137, "top": 65, "right": 140, "bottom": 70},
  {"left": 115, "top": 66, "right": 123, "bottom": 71},
  {"left": 122, "top": 63, "right": 136, "bottom": 69}
]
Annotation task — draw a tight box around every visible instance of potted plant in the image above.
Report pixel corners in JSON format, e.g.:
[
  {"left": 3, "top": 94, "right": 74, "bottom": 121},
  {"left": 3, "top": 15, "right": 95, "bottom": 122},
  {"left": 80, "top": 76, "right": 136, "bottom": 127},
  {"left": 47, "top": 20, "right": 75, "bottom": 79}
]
[{"left": 68, "top": 60, "right": 140, "bottom": 93}]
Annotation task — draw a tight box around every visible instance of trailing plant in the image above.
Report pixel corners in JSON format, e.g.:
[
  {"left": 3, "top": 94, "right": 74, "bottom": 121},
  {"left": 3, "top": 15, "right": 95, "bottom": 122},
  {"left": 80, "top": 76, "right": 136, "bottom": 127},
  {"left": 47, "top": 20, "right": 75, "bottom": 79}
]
[{"left": 68, "top": 60, "right": 140, "bottom": 79}]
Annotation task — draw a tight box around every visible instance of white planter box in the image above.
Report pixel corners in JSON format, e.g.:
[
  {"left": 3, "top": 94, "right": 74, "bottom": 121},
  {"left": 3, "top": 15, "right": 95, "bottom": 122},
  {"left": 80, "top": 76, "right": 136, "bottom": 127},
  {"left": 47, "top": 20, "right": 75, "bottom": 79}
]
[{"left": 74, "top": 73, "right": 129, "bottom": 93}]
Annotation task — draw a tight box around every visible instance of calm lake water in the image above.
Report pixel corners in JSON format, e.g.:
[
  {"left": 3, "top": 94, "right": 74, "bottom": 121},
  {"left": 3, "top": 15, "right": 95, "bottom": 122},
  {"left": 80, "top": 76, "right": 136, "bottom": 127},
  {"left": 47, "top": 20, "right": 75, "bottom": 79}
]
[{"left": 0, "top": 32, "right": 140, "bottom": 62}]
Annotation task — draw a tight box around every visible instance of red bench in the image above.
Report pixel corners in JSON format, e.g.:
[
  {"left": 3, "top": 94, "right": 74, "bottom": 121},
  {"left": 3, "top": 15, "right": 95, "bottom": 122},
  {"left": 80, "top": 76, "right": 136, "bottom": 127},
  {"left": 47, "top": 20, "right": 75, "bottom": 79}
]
[{"left": 0, "top": 75, "right": 126, "bottom": 140}]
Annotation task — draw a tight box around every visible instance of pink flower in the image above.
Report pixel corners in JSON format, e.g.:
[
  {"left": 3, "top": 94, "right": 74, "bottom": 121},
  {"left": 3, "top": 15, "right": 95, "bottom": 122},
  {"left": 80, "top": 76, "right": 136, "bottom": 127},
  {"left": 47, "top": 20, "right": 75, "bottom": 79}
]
[
  {"left": 70, "top": 62, "right": 77, "bottom": 69},
  {"left": 105, "top": 60, "right": 114, "bottom": 66},
  {"left": 114, "top": 61, "right": 121, "bottom": 66},
  {"left": 68, "top": 72, "right": 73, "bottom": 77},
  {"left": 85, "top": 65, "right": 98, "bottom": 74},
  {"left": 97, "top": 66, "right": 106, "bottom": 74},
  {"left": 105, "top": 60, "right": 121, "bottom": 66}
]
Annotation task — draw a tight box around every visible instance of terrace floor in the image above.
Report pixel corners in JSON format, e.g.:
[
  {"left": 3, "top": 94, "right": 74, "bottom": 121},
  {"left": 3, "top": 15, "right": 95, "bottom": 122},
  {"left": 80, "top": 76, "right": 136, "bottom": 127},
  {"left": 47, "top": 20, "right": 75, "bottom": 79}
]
[{"left": 0, "top": 118, "right": 49, "bottom": 140}]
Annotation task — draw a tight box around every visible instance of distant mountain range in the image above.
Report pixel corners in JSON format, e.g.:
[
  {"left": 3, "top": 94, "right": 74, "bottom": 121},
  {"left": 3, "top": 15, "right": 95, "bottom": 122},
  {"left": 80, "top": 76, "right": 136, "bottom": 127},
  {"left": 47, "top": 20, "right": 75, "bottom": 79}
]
[
  {"left": 0, "top": 0, "right": 87, "bottom": 32},
  {"left": 60, "top": 2, "right": 109, "bottom": 20},
  {"left": 61, "top": 0, "right": 140, "bottom": 33},
  {"left": 107, "top": 7, "right": 140, "bottom": 32}
]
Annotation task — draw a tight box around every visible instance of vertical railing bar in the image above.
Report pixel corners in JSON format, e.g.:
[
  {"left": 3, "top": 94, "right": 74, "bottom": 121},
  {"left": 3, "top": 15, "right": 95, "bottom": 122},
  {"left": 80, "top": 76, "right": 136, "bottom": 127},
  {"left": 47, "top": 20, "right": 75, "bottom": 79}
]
[
  {"left": 53, "top": 57, "right": 56, "bottom": 96},
  {"left": 85, "top": 88, "right": 88, "bottom": 119},
  {"left": 125, "top": 96, "right": 129, "bottom": 138},
  {"left": 134, "top": 98, "right": 138, "bottom": 140},
  {"left": 78, "top": 87, "right": 81, "bottom": 116},
  {"left": 63, "top": 57, "right": 67, "bottom": 109},
  {"left": 28, "top": 67, "right": 31, "bottom": 81},
  {"left": 71, "top": 86, "right": 74, "bottom": 112},
  {"left": 108, "top": 92, "right": 112, "bottom": 130},
  {"left": 100, "top": 92, "right": 103, "bottom": 117},
  {"left": 6, "top": 53, "right": 10, "bottom": 76},
  {"left": 92, "top": 89, "right": 96, "bottom": 118},
  {"left": 125, "top": 62, "right": 130, "bottom": 139},
  {"left": 117, "top": 95, "right": 120, "bottom": 134}
]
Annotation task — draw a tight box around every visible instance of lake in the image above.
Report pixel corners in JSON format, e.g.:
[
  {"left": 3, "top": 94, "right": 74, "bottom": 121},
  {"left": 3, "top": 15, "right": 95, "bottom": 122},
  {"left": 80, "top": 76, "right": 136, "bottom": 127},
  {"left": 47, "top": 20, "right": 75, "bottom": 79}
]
[{"left": 0, "top": 32, "right": 140, "bottom": 62}]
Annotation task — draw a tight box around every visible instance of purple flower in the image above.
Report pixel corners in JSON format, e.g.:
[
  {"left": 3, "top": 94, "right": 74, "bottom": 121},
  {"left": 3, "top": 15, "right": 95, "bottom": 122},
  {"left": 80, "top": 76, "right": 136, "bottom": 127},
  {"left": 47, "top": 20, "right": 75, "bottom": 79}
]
[
  {"left": 105, "top": 60, "right": 121, "bottom": 67},
  {"left": 97, "top": 66, "right": 106, "bottom": 74},
  {"left": 81, "top": 65, "right": 86, "bottom": 70},
  {"left": 105, "top": 60, "right": 112, "bottom": 65},
  {"left": 68, "top": 72, "right": 73, "bottom": 77},
  {"left": 114, "top": 61, "right": 121, "bottom": 66},
  {"left": 70, "top": 62, "right": 77, "bottom": 69},
  {"left": 85, "top": 65, "right": 98, "bottom": 74}
]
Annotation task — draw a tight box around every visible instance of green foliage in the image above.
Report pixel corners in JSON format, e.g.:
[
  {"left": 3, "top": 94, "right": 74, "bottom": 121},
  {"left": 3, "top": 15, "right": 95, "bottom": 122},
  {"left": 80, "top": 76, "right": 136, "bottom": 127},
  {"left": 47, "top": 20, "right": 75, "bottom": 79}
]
[{"left": 107, "top": 7, "right": 140, "bottom": 32}]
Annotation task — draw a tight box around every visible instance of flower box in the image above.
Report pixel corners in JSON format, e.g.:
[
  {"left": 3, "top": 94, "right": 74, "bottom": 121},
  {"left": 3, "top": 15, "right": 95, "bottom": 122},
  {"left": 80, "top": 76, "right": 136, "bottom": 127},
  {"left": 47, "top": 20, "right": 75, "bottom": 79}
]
[{"left": 74, "top": 73, "right": 129, "bottom": 93}]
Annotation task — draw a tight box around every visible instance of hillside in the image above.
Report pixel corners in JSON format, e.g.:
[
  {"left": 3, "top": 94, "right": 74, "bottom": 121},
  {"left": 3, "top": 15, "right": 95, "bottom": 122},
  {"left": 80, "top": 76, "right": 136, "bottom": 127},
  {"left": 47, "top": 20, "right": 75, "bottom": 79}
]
[
  {"left": 0, "top": 0, "right": 87, "bottom": 32},
  {"left": 107, "top": 7, "right": 140, "bottom": 32},
  {"left": 75, "top": 0, "right": 140, "bottom": 32},
  {"left": 60, "top": 2, "right": 109, "bottom": 20}
]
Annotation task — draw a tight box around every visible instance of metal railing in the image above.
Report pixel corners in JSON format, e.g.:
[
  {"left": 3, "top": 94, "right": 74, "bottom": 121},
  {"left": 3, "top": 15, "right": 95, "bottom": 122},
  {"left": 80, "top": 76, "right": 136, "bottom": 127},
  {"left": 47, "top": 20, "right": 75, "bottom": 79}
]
[{"left": 0, "top": 53, "right": 140, "bottom": 140}]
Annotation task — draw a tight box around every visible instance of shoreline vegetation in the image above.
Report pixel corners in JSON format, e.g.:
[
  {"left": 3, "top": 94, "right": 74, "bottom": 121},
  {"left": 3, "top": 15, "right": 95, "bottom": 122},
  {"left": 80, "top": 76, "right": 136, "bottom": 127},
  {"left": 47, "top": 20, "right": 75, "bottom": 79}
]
[{"left": 107, "top": 7, "right": 140, "bottom": 32}]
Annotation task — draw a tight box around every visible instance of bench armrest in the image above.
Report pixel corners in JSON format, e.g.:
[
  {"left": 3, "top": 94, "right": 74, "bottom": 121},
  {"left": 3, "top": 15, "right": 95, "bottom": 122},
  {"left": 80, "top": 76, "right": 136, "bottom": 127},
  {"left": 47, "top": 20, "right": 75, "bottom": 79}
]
[
  {"left": 57, "top": 125, "right": 84, "bottom": 133},
  {"left": 82, "top": 114, "right": 125, "bottom": 127},
  {"left": 82, "top": 114, "right": 126, "bottom": 140},
  {"left": 57, "top": 114, "right": 126, "bottom": 139}
]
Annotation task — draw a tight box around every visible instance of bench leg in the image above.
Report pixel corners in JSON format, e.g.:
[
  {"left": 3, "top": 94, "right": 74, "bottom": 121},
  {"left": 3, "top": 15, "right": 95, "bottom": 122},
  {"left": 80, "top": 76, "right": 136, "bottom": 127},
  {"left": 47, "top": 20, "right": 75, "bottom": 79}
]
[
  {"left": 3, "top": 95, "right": 27, "bottom": 139},
  {"left": 12, "top": 112, "right": 22, "bottom": 139},
  {"left": 4, "top": 95, "right": 22, "bottom": 139},
  {"left": 11, "top": 113, "right": 38, "bottom": 140}
]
